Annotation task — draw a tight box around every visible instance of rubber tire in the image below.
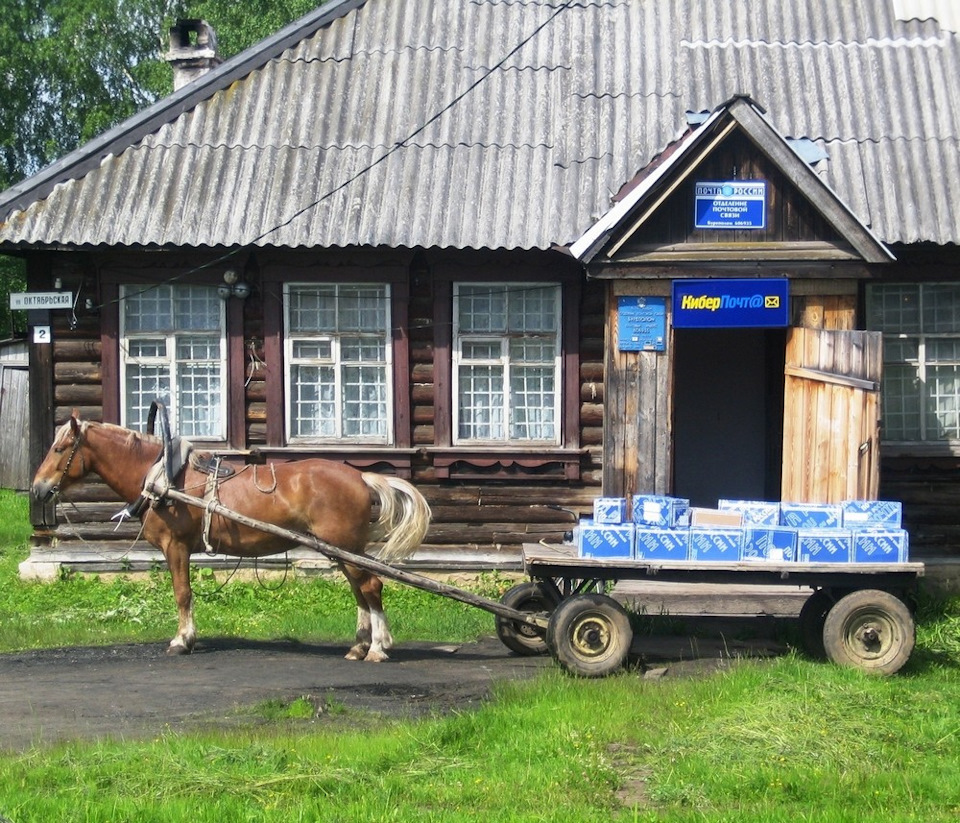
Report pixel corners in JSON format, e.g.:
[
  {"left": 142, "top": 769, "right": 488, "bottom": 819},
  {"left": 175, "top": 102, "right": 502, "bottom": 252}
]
[
  {"left": 798, "top": 589, "right": 835, "bottom": 660},
  {"left": 822, "top": 589, "right": 915, "bottom": 675},
  {"left": 546, "top": 594, "right": 632, "bottom": 678},
  {"left": 495, "top": 582, "right": 560, "bottom": 656}
]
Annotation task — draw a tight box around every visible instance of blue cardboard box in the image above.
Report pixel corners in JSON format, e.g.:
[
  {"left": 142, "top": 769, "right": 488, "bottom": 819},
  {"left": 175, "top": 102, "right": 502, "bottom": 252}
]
[
  {"left": 578, "top": 520, "right": 634, "bottom": 559},
  {"left": 742, "top": 526, "right": 798, "bottom": 562},
  {"left": 780, "top": 503, "right": 843, "bottom": 529},
  {"left": 632, "top": 495, "right": 690, "bottom": 528},
  {"left": 842, "top": 500, "right": 903, "bottom": 529},
  {"left": 797, "top": 529, "right": 852, "bottom": 563},
  {"left": 853, "top": 529, "right": 909, "bottom": 563},
  {"left": 718, "top": 499, "right": 781, "bottom": 526},
  {"left": 634, "top": 527, "right": 689, "bottom": 561},
  {"left": 688, "top": 528, "right": 742, "bottom": 562},
  {"left": 593, "top": 497, "right": 628, "bottom": 524}
]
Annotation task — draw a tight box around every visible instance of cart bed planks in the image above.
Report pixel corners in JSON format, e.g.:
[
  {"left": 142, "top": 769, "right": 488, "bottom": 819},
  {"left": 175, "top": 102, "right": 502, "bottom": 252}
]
[{"left": 522, "top": 542, "right": 923, "bottom": 590}]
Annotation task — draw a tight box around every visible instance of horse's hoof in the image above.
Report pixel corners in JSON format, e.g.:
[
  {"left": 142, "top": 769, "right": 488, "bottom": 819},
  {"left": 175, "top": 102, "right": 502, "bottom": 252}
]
[
  {"left": 166, "top": 642, "right": 192, "bottom": 656},
  {"left": 363, "top": 649, "right": 389, "bottom": 663},
  {"left": 344, "top": 645, "right": 368, "bottom": 661}
]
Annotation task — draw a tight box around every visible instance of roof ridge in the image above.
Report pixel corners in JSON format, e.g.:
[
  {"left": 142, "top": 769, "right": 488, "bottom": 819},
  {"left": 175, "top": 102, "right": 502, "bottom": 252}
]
[{"left": 681, "top": 35, "right": 951, "bottom": 49}]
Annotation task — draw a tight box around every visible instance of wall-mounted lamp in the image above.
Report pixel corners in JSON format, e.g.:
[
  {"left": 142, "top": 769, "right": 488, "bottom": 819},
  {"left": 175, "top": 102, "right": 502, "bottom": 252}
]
[
  {"left": 218, "top": 268, "right": 250, "bottom": 300},
  {"left": 54, "top": 277, "right": 63, "bottom": 290}
]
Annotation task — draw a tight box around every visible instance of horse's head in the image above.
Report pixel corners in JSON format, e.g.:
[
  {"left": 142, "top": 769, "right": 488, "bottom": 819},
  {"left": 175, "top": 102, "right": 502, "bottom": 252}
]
[{"left": 32, "top": 411, "right": 89, "bottom": 502}]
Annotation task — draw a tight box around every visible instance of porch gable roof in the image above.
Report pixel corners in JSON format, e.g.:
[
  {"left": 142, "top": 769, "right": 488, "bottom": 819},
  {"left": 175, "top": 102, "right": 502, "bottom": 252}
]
[{"left": 570, "top": 96, "right": 895, "bottom": 267}]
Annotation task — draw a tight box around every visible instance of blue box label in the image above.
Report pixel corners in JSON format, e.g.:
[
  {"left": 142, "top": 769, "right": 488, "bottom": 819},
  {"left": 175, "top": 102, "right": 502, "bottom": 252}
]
[
  {"left": 632, "top": 495, "right": 690, "bottom": 528},
  {"left": 853, "top": 529, "right": 909, "bottom": 563},
  {"left": 689, "top": 528, "right": 742, "bottom": 561},
  {"left": 718, "top": 499, "right": 781, "bottom": 526},
  {"left": 743, "top": 526, "right": 798, "bottom": 562},
  {"left": 797, "top": 529, "right": 852, "bottom": 563},
  {"left": 634, "top": 527, "right": 689, "bottom": 561},
  {"left": 578, "top": 522, "right": 634, "bottom": 559},
  {"left": 842, "top": 500, "right": 903, "bottom": 529},
  {"left": 780, "top": 503, "right": 843, "bottom": 529},
  {"left": 593, "top": 497, "right": 627, "bottom": 525}
]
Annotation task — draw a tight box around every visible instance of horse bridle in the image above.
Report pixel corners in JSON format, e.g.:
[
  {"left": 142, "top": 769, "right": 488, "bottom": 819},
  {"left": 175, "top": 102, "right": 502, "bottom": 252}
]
[{"left": 51, "top": 426, "right": 85, "bottom": 496}]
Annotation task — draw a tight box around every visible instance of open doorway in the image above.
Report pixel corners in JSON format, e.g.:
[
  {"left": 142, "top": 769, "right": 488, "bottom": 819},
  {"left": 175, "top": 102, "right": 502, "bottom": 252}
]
[{"left": 672, "top": 328, "right": 786, "bottom": 507}]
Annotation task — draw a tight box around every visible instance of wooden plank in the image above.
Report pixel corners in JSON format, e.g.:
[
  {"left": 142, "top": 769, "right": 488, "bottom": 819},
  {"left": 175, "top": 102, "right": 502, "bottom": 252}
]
[
  {"left": 602, "top": 288, "right": 626, "bottom": 494},
  {"left": 0, "top": 367, "right": 29, "bottom": 490},
  {"left": 780, "top": 329, "right": 802, "bottom": 501},
  {"left": 636, "top": 349, "right": 659, "bottom": 493},
  {"left": 655, "top": 328, "right": 672, "bottom": 492},
  {"left": 783, "top": 366, "right": 878, "bottom": 392}
]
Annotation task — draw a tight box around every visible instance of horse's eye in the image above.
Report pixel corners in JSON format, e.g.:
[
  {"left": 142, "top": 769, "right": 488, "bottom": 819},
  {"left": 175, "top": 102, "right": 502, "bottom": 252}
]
[{"left": 54, "top": 447, "right": 65, "bottom": 455}]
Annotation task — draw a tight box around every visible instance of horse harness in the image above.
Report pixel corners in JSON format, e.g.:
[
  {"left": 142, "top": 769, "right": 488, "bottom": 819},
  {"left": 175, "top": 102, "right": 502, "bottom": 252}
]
[
  {"left": 111, "top": 402, "right": 241, "bottom": 554},
  {"left": 51, "top": 427, "right": 85, "bottom": 496}
]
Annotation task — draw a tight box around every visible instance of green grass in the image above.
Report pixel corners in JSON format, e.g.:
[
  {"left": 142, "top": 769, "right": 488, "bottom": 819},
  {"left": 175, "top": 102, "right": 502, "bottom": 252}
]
[
  {"left": 4, "top": 487, "right": 960, "bottom": 821},
  {"left": 3, "top": 659, "right": 960, "bottom": 822}
]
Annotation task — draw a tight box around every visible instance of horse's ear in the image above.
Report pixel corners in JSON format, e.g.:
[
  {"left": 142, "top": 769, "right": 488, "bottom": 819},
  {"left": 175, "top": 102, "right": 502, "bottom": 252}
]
[{"left": 69, "top": 412, "right": 81, "bottom": 436}]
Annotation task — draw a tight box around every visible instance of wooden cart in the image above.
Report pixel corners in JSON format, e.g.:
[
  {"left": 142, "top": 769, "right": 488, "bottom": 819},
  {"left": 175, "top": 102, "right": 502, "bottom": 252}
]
[{"left": 492, "top": 543, "right": 925, "bottom": 677}]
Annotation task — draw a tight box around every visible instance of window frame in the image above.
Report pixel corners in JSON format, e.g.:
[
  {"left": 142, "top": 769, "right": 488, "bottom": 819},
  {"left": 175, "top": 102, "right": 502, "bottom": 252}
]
[
  {"left": 282, "top": 282, "right": 395, "bottom": 445},
  {"left": 429, "top": 267, "right": 582, "bottom": 480},
  {"left": 118, "top": 283, "right": 228, "bottom": 440},
  {"left": 452, "top": 282, "right": 563, "bottom": 446},
  {"left": 867, "top": 282, "right": 960, "bottom": 451}
]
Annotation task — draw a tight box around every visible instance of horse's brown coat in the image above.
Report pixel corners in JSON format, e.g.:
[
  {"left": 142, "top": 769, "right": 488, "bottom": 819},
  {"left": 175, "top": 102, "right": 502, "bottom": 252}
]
[{"left": 31, "top": 413, "right": 431, "bottom": 661}]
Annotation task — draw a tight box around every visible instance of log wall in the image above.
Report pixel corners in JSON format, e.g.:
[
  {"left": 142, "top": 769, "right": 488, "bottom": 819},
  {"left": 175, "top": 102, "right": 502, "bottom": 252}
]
[{"left": 29, "top": 249, "right": 606, "bottom": 572}]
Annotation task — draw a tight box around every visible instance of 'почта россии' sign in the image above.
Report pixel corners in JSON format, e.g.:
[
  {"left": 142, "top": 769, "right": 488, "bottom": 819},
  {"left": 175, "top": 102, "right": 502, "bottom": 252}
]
[
  {"left": 672, "top": 279, "right": 789, "bottom": 328},
  {"left": 694, "top": 180, "right": 767, "bottom": 230}
]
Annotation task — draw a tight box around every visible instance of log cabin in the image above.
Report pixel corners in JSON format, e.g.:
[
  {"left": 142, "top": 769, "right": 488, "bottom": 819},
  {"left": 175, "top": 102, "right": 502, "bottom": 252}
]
[{"left": 2, "top": 0, "right": 960, "bottom": 587}]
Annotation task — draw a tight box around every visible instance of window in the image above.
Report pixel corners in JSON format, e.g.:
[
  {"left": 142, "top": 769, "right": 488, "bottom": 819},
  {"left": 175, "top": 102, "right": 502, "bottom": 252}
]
[
  {"left": 867, "top": 283, "right": 960, "bottom": 442},
  {"left": 284, "top": 283, "right": 392, "bottom": 443},
  {"left": 120, "top": 285, "right": 226, "bottom": 438},
  {"left": 454, "top": 283, "right": 561, "bottom": 444}
]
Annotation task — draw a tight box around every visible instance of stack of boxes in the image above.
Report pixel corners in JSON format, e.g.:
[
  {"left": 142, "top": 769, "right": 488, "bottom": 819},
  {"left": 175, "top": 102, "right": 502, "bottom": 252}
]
[{"left": 576, "top": 496, "right": 908, "bottom": 564}]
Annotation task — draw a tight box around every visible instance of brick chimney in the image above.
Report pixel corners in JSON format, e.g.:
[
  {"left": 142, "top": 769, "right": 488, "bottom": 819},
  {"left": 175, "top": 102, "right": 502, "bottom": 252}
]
[{"left": 165, "top": 19, "right": 221, "bottom": 91}]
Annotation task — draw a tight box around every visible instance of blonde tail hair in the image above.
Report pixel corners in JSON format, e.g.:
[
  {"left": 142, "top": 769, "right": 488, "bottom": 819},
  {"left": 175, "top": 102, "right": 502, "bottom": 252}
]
[{"left": 362, "top": 473, "right": 432, "bottom": 562}]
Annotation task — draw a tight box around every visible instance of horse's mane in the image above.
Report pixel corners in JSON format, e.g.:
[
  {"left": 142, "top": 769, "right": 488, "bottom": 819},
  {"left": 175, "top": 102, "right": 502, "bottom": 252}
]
[{"left": 80, "top": 420, "right": 163, "bottom": 452}]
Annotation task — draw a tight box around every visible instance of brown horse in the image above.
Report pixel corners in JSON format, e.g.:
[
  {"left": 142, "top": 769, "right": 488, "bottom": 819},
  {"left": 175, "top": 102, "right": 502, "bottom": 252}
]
[{"left": 31, "top": 412, "right": 431, "bottom": 661}]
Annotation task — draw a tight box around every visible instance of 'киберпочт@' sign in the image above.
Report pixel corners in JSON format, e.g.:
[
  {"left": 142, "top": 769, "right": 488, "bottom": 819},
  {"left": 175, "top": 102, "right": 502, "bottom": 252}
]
[
  {"left": 672, "top": 279, "right": 789, "bottom": 328},
  {"left": 694, "top": 180, "right": 766, "bottom": 230}
]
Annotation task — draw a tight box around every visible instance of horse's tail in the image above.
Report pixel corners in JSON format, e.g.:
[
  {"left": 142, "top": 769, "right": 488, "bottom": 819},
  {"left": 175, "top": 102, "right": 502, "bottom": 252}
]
[{"left": 362, "top": 473, "right": 432, "bottom": 563}]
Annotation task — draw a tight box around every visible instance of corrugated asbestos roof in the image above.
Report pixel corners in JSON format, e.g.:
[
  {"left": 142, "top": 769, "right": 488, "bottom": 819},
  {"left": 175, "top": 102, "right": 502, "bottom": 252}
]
[{"left": 1, "top": 0, "right": 958, "bottom": 251}]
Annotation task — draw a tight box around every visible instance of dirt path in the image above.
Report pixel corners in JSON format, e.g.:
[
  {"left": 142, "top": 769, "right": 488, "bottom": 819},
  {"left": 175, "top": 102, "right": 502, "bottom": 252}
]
[{"left": 0, "top": 624, "right": 789, "bottom": 752}]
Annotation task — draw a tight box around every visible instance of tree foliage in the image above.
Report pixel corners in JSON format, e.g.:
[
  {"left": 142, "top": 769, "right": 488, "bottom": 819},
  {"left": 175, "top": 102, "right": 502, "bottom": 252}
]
[
  {"left": 1, "top": 0, "right": 322, "bottom": 190},
  {"left": 0, "top": 0, "right": 323, "bottom": 336}
]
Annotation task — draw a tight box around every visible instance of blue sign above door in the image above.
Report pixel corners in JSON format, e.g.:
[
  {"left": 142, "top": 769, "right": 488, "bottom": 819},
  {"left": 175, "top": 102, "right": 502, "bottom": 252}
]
[
  {"left": 672, "top": 279, "right": 789, "bottom": 328},
  {"left": 694, "top": 180, "right": 767, "bottom": 230}
]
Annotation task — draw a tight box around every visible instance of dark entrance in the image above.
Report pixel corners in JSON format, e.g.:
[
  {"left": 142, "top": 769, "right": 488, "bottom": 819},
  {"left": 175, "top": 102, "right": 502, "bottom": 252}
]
[{"left": 672, "top": 328, "right": 785, "bottom": 507}]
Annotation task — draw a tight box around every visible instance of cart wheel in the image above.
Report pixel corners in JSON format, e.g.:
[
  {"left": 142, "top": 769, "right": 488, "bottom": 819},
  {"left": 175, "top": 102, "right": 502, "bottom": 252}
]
[
  {"left": 822, "top": 589, "right": 915, "bottom": 675},
  {"left": 546, "top": 594, "right": 632, "bottom": 678},
  {"left": 798, "top": 589, "right": 835, "bottom": 660},
  {"left": 495, "top": 582, "right": 560, "bottom": 656}
]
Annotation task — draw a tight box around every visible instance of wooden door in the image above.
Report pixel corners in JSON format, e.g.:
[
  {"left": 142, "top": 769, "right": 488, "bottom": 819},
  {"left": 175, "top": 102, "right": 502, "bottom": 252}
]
[
  {"left": 781, "top": 327, "right": 882, "bottom": 503},
  {"left": 0, "top": 364, "right": 29, "bottom": 490}
]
